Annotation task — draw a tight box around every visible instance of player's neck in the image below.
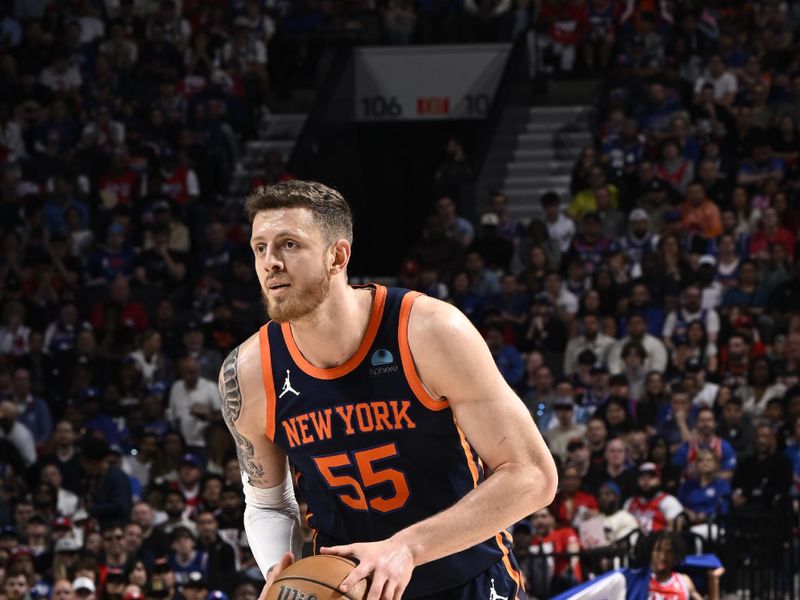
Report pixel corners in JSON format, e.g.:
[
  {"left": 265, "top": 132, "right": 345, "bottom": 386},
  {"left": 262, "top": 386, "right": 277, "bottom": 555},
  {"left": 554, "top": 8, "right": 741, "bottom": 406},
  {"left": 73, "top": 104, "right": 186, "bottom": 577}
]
[{"left": 289, "top": 283, "right": 373, "bottom": 368}]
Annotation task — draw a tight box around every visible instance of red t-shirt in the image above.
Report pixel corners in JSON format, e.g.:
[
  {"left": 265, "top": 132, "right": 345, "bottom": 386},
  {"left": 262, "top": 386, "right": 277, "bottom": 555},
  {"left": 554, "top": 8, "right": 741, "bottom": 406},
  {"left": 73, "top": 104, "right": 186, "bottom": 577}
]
[
  {"left": 749, "top": 227, "right": 795, "bottom": 259},
  {"left": 554, "top": 491, "right": 598, "bottom": 526},
  {"left": 530, "top": 527, "right": 582, "bottom": 581}
]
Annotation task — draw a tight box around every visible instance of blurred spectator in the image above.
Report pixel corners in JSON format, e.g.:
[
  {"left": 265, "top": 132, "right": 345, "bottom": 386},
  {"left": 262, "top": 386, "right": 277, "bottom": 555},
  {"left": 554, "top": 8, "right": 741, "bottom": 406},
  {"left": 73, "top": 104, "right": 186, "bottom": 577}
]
[
  {"left": 435, "top": 196, "right": 474, "bottom": 248},
  {"left": 536, "top": 0, "right": 588, "bottom": 74},
  {"left": 195, "top": 511, "right": 235, "bottom": 590},
  {"left": 672, "top": 407, "right": 736, "bottom": 479},
  {"left": 578, "top": 481, "right": 639, "bottom": 551},
  {"left": 80, "top": 437, "right": 132, "bottom": 528},
  {"left": 5, "top": 367, "right": 52, "bottom": 446},
  {"left": 483, "top": 325, "right": 524, "bottom": 388},
  {"left": 623, "top": 462, "right": 684, "bottom": 535},
  {"left": 553, "top": 463, "right": 598, "bottom": 528},
  {"left": 166, "top": 356, "right": 220, "bottom": 452},
  {"left": 0, "top": 400, "right": 36, "bottom": 467},
  {"left": 563, "top": 313, "right": 614, "bottom": 375},
  {"left": 585, "top": 437, "right": 636, "bottom": 500},
  {"left": 545, "top": 397, "right": 586, "bottom": 462},
  {"left": 528, "top": 506, "right": 582, "bottom": 595},
  {"left": 677, "top": 449, "right": 730, "bottom": 539},
  {"left": 717, "top": 396, "right": 756, "bottom": 460},
  {"left": 731, "top": 424, "right": 792, "bottom": 512}
]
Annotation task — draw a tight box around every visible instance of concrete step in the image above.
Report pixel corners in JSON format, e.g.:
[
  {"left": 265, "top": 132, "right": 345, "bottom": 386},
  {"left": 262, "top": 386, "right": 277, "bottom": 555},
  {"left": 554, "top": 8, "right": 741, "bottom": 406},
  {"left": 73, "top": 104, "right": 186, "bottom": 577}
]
[
  {"left": 511, "top": 147, "right": 582, "bottom": 161},
  {"left": 259, "top": 113, "right": 307, "bottom": 139},
  {"left": 502, "top": 174, "right": 571, "bottom": 188}
]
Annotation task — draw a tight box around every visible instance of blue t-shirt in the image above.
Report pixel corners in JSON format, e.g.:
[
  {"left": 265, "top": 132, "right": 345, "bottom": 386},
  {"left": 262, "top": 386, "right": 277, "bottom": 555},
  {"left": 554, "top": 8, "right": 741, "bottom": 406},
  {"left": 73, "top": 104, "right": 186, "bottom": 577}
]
[
  {"left": 677, "top": 477, "right": 731, "bottom": 516},
  {"left": 785, "top": 444, "right": 800, "bottom": 496}
]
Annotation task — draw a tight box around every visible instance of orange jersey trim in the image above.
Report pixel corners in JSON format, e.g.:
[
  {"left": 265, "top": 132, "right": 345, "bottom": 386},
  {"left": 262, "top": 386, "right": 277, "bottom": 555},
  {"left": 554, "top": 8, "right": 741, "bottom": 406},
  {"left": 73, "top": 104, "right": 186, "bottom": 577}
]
[
  {"left": 398, "top": 292, "right": 448, "bottom": 411},
  {"left": 495, "top": 532, "right": 524, "bottom": 595},
  {"left": 455, "top": 421, "right": 480, "bottom": 486},
  {"left": 259, "top": 324, "right": 277, "bottom": 441},
  {"left": 280, "top": 284, "right": 388, "bottom": 380}
]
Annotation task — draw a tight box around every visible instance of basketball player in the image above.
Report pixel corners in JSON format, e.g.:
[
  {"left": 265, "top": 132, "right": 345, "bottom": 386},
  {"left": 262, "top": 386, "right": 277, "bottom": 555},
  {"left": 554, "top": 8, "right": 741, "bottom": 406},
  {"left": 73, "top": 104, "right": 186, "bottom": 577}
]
[{"left": 218, "top": 181, "right": 557, "bottom": 600}]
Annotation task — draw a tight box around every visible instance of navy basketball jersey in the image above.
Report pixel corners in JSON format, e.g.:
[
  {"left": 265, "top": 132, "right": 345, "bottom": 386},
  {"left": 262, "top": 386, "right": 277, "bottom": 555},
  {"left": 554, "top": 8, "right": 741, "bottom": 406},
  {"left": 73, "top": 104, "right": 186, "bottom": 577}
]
[{"left": 257, "top": 285, "right": 521, "bottom": 597}]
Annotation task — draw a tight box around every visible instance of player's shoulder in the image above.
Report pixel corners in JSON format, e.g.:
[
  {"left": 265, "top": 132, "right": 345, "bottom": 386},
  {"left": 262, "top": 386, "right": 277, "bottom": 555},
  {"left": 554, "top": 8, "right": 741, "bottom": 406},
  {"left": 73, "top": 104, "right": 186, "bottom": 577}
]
[
  {"left": 406, "top": 293, "right": 475, "bottom": 338},
  {"left": 219, "top": 328, "right": 265, "bottom": 383}
]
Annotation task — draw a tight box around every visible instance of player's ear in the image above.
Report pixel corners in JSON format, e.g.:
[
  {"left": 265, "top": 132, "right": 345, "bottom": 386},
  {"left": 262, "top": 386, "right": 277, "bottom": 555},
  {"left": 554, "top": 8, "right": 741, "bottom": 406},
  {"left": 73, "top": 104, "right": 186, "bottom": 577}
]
[{"left": 329, "top": 239, "right": 350, "bottom": 274}]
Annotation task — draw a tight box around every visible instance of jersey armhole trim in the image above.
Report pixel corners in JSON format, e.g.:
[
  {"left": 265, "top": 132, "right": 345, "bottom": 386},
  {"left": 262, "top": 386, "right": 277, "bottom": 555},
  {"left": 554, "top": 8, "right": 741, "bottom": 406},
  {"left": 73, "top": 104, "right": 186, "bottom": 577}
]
[
  {"left": 259, "top": 324, "right": 277, "bottom": 441},
  {"left": 398, "top": 291, "right": 449, "bottom": 411}
]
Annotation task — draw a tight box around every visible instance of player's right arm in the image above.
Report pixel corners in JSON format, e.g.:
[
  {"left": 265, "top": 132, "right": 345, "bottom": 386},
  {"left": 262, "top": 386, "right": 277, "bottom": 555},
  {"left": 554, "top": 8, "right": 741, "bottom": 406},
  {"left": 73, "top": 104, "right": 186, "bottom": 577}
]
[{"left": 218, "top": 335, "right": 302, "bottom": 592}]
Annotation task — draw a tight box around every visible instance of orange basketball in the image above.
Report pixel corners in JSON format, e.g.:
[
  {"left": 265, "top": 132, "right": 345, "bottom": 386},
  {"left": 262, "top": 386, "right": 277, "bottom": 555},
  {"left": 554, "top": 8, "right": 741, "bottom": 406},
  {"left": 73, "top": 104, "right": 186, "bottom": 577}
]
[{"left": 265, "top": 555, "right": 369, "bottom": 600}]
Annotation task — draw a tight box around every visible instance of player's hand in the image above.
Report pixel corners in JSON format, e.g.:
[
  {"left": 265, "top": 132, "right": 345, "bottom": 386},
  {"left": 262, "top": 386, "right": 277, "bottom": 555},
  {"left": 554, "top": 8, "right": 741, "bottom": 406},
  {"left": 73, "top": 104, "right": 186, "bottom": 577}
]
[
  {"left": 258, "top": 552, "right": 294, "bottom": 600},
  {"left": 320, "top": 538, "right": 414, "bottom": 600}
]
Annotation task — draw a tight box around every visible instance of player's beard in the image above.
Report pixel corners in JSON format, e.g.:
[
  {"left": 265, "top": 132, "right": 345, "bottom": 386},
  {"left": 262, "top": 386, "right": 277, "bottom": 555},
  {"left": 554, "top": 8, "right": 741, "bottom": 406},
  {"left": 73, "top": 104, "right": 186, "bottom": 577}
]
[{"left": 261, "top": 265, "right": 331, "bottom": 323}]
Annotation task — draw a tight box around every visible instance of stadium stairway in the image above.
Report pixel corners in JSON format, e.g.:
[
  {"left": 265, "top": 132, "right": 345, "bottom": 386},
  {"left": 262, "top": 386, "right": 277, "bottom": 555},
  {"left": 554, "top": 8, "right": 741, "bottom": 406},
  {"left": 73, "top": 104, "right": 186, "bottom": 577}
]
[
  {"left": 226, "top": 112, "right": 307, "bottom": 203},
  {"left": 476, "top": 104, "right": 592, "bottom": 221}
]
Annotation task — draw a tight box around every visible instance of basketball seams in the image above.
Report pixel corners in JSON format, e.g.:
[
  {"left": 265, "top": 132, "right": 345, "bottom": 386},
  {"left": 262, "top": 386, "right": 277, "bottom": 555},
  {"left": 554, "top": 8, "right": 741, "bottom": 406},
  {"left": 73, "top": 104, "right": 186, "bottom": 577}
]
[
  {"left": 272, "top": 556, "right": 362, "bottom": 599},
  {"left": 272, "top": 573, "right": 360, "bottom": 600}
]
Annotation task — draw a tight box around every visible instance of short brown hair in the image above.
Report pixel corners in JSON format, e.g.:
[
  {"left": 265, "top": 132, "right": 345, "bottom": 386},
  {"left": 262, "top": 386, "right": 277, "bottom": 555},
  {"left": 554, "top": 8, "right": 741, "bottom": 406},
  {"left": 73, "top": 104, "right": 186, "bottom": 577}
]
[{"left": 244, "top": 180, "right": 353, "bottom": 244}]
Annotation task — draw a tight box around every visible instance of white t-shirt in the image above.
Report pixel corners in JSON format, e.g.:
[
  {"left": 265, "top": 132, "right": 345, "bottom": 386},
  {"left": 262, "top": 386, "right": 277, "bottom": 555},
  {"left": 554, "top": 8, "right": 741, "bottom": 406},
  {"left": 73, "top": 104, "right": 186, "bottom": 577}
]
[
  {"left": 167, "top": 377, "right": 220, "bottom": 447},
  {"left": 694, "top": 70, "right": 737, "bottom": 102},
  {"left": 546, "top": 213, "right": 576, "bottom": 253}
]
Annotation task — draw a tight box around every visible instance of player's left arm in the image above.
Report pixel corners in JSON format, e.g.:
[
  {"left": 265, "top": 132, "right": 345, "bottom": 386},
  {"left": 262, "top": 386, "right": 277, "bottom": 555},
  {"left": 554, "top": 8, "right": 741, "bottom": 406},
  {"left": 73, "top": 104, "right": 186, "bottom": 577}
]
[{"left": 322, "top": 297, "right": 558, "bottom": 600}]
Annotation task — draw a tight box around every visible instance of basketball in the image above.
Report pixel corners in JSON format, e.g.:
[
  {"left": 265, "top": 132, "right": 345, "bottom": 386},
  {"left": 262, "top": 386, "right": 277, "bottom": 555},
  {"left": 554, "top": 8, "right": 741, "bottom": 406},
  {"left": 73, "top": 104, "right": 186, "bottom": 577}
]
[{"left": 265, "top": 556, "right": 369, "bottom": 600}]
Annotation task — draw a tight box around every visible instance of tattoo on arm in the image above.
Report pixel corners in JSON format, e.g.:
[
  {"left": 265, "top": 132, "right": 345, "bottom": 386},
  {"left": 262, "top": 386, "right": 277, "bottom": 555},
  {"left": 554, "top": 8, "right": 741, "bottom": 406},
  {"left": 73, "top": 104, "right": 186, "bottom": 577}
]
[{"left": 219, "top": 347, "right": 267, "bottom": 485}]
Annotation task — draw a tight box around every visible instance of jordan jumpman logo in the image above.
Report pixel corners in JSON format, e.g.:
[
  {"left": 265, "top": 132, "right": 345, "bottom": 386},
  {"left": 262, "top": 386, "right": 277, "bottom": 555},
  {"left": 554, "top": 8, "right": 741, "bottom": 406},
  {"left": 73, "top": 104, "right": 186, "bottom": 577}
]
[
  {"left": 279, "top": 369, "right": 300, "bottom": 398},
  {"left": 489, "top": 579, "right": 508, "bottom": 600}
]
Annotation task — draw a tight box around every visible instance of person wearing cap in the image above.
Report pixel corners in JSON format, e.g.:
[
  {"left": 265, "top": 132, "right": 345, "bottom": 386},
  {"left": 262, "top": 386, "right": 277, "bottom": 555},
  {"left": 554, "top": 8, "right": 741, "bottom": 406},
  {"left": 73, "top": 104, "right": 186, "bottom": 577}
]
[
  {"left": 607, "top": 311, "right": 668, "bottom": 376},
  {"left": 80, "top": 437, "right": 132, "bottom": 528},
  {"left": 472, "top": 212, "right": 514, "bottom": 273},
  {"left": 72, "top": 577, "right": 96, "bottom": 600},
  {"left": 168, "top": 527, "right": 207, "bottom": 586},
  {"left": 175, "top": 453, "right": 203, "bottom": 511},
  {"left": 181, "top": 573, "right": 208, "bottom": 600},
  {"left": 488, "top": 192, "right": 525, "bottom": 245},
  {"left": 545, "top": 397, "right": 586, "bottom": 462},
  {"left": 563, "top": 313, "right": 615, "bottom": 376},
  {"left": 577, "top": 480, "right": 639, "bottom": 551},
  {"left": 541, "top": 191, "right": 575, "bottom": 253},
  {"left": 167, "top": 356, "right": 221, "bottom": 452},
  {"left": 623, "top": 462, "right": 684, "bottom": 535},
  {"left": 619, "top": 208, "right": 656, "bottom": 268},
  {"left": 106, "top": 568, "right": 129, "bottom": 600}
]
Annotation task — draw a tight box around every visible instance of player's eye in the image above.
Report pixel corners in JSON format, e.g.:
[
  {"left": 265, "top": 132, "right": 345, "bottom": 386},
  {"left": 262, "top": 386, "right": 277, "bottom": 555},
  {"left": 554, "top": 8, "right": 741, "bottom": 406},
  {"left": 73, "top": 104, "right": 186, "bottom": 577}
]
[
  {"left": 254, "top": 244, "right": 266, "bottom": 254},
  {"left": 284, "top": 240, "right": 298, "bottom": 249}
]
